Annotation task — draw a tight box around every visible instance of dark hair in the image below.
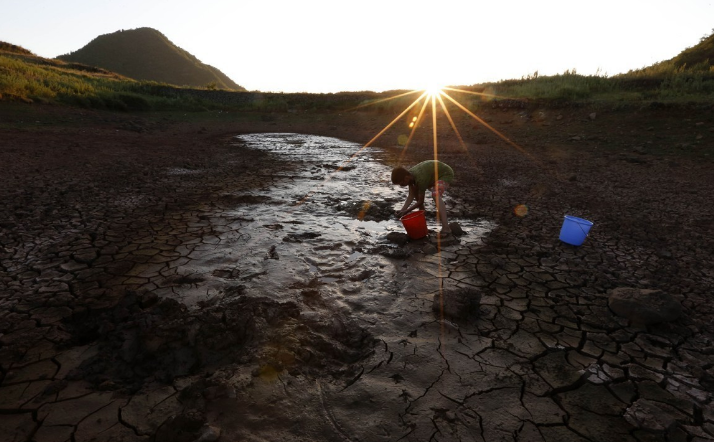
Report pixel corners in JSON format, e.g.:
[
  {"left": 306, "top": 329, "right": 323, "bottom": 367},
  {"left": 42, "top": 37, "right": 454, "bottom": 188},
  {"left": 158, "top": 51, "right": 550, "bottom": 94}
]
[{"left": 391, "top": 166, "right": 410, "bottom": 184}]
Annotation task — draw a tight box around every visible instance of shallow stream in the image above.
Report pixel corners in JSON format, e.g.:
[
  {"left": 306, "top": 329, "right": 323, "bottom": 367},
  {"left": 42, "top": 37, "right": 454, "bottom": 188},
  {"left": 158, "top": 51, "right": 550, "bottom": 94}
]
[{"left": 163, "top": 133, "right": 495, "bottom": 322}]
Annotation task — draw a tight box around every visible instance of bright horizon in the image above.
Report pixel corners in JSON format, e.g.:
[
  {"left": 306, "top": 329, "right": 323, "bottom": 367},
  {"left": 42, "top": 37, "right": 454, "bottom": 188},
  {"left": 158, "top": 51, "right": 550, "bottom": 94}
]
[{"left": 2, "top": 0, "right": 713, "bottom": 93}]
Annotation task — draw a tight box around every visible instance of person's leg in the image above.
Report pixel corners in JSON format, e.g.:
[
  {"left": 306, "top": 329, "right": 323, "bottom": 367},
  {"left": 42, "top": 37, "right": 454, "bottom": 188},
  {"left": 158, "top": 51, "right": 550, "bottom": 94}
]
[
  {"left": 435, "top": 192, "right": 451, "bottom": 234},
  {"left": 432, "top": 181, "right": 451, "bottom": 234}
]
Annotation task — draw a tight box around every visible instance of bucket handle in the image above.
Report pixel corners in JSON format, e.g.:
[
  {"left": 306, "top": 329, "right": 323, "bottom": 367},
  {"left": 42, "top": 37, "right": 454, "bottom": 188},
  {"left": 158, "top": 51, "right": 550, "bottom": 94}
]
[{"left": 571, "top": 217, "right": 592, "bottom": 238}]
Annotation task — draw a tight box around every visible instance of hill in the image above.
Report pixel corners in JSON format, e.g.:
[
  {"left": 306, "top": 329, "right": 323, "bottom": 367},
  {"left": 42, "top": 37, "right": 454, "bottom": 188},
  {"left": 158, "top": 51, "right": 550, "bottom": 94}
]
[
  {"left": 0, "top": 42, "right": 34, "bottom": 56},
  {"left": 57, "top": 27, "right": 245, "bottom": 91},
  {"left": 625, "top": 30, "right": 714, "bottom": 77},
  {"left": 671, "top": 31, "right": 714, "bottom": 71},
  {"left": 0, "top": 41, "right": 382, "bottom": 111}
]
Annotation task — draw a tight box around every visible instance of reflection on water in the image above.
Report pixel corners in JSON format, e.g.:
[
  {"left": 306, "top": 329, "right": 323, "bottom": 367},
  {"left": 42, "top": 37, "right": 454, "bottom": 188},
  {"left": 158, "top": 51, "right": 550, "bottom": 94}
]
[
  {"left": 160, "top": 133, "right": 494, "bottom": 309},
  {"left": 235, "top": 132, "right": 491, "bottom": 238}
]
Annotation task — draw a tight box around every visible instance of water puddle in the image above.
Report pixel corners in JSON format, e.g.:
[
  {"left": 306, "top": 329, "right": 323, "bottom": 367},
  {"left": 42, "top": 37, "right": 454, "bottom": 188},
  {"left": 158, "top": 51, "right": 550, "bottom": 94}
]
[{"left": 155, "top": 133, "right": 495, "bottom": 332}]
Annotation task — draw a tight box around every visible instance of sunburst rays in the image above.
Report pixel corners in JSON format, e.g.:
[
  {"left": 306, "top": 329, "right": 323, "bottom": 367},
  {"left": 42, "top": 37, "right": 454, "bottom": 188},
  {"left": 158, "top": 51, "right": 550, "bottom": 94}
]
[
  {"left": 352, "top": 84, "right": 537, "bottom": 338},
  {"left": 365, "top": 85, "right": 534, "bottom": 163}
]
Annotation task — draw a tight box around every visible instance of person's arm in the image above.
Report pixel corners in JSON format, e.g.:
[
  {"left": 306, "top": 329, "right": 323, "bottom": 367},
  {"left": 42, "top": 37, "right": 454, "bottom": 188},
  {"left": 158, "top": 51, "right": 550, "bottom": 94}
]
[
  {"left": 412, "top": 190, "right": 425, "bottom": 212},
  {"left": 396, "top": 184, "right": 425, "bottom": 217},
  {"left": 396, "top": 184, "right": 415, "bottom": 217}
]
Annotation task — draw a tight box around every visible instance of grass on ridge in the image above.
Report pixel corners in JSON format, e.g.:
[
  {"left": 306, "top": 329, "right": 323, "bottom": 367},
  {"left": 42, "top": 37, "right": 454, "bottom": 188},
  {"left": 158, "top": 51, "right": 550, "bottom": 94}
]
[{"left": 2, "top": 32, "right": 714, "bottom": 113}]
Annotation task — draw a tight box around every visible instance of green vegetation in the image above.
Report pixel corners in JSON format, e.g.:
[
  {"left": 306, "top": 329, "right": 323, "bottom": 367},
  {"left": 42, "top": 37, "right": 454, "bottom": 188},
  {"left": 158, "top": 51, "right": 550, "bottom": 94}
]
[
  {"left": 0, "top": 48, "right": 384, "bottom": 111},
  {"left": 0, "top": 42, "right": 34, "bottom": 56},
  {"left": 486, "top": 70, "right": 618, "bottom": 101},
  {"left": 488, "top": 31, "right": 714, "bottom": 103},
  {"left": 1, "top": 31, "right": 713, "bottom": 113},
  {"left": 57, "top": 28, "right": 245, "bottom": 91},
  {"left": 0, "top": 52, "right": 214, "bottom": 110}
]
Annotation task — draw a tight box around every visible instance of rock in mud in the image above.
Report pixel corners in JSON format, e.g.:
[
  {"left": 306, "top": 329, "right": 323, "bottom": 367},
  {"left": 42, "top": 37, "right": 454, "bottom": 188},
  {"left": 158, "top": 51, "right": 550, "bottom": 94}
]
[
  {"left": 448, "top": 222, "right": 465, "bottom": 236},
  {"left": 338, "top": 199, "right": 395, "bottom": 222},
  {"left": 283, "top": 232, "right": 321, "bottom": 243},
  {"left": 386, "top": 231, "right": 409, "bottom": 245},
  {"left": 423, "top": 244, "right": 438, "bottom": 255},
  {"left": 348, "top": 269, "right": 374, "bottom": 281},
  {"left": 433, "top": 288, "right": 482, "bottom": 320},
  {"left": 608, "top": 288, "right": 682, "bottom": 325},
  {"left": 428, "top": 234, "right": 460, "bottom": 246},
  {"left": 368, "top": 244, "right": 411, "bottom": 259}
]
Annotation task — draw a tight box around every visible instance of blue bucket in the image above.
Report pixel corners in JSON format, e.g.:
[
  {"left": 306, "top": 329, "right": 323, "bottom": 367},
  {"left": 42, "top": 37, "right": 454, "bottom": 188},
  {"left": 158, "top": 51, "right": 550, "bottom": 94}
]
[{"left": 559, "top": 215, "right": 593, "bottom": 246}]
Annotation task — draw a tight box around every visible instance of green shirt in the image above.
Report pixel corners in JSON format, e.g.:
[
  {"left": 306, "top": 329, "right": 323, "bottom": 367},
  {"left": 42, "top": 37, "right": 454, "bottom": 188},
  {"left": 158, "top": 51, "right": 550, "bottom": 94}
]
[{"left": 409, "top": 160, "right": 454, "bottom": 192}]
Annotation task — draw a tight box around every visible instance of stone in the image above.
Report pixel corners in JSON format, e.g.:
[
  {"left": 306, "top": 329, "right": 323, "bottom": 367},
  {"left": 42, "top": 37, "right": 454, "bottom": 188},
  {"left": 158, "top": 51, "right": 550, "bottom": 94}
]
[
  {"left": 608, "top": 288, "right": 682, "bottom": 325},
  {"left": 423, "top": 244, "right": 438, "bottom": 255},
  {"left": 375, "top": 245, "right": 411, "bottom": 259},
  {"left": 348, "top": 269, "right": 373, "bottom": 282},
  {"left": 385, "top": 232, "right": 409, "bottom": 246},
  {"left": 428, "top": 234, "right": 459, "bottom": 246},
  {"left": 433, "top": 288, "right": 481, "bottom": 320},
  {"left": 448, "top": 222, "right": 465, "bottom": 236}
]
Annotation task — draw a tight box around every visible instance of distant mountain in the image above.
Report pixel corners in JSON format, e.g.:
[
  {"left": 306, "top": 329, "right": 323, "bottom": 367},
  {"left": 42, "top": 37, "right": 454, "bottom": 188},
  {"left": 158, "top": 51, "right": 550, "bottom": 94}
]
[{"left": 57, "top": 27, "right": 245, "bottom": 91}]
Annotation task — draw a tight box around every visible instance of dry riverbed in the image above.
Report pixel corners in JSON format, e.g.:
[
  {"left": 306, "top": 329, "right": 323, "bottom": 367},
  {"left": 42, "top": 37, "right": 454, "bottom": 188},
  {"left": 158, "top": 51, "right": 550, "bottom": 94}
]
[{"left": 1, "top": 103, "right": 713, "bottom": 442}]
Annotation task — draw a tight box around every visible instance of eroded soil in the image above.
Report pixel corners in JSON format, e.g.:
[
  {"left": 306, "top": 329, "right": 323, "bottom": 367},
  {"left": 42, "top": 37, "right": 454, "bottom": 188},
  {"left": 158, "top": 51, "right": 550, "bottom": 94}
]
[{"left": 1, "top": 102, "right": 713, "bottom": 442}]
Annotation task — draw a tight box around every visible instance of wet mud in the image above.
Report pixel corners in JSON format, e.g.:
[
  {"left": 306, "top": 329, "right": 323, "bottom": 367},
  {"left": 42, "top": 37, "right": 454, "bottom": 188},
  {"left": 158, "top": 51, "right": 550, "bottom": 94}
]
[{"left": 63, "top": 291, "right": 373, "bottom": 393}]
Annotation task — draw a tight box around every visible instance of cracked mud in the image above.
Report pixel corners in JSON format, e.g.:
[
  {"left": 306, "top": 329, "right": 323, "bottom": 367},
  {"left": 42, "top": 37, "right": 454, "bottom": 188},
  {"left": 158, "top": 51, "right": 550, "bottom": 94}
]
[{"left": 1, "top": 106, "right": 713, "bottom": 442}]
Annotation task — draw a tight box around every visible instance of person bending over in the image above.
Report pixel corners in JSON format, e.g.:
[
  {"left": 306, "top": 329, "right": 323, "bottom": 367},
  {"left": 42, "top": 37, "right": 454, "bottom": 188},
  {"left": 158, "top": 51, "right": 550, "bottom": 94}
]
[{"left": 391, "top": 160, "right": 454, "bottom": 237}]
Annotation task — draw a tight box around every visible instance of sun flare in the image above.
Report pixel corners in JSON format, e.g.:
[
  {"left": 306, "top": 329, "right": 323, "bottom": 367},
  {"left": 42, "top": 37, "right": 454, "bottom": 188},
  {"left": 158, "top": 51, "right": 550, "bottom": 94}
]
[
  {"left": 352, "top": 82, "right": 534, "bottom": 170},
  {"left": 424, "top": 85, "right": 444, "bottom": 97}
]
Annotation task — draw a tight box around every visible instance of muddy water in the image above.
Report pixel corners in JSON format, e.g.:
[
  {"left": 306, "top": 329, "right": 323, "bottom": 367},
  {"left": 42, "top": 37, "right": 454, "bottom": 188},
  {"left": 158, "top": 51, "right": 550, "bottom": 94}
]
[
  {"left": 169, "top": 133, "right": 493, "bottom": 316},
  {"left": 155, "top": 134, "right": 497, "bottom": 441}
]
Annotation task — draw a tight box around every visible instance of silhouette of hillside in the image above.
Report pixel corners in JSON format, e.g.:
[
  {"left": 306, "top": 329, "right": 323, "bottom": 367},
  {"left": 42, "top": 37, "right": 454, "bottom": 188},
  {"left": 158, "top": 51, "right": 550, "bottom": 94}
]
[
  {"left": 0, "top": 42, "right": 34, "bottom": 55},
  {"left": 625, "top": 30, "right": 714, "bottom": 77},
  {"left": 671, "top": 31, "right": 714, "bottom": 71},
  {"left": 57, "top": 27, "right": 245, "bottom": 90}
]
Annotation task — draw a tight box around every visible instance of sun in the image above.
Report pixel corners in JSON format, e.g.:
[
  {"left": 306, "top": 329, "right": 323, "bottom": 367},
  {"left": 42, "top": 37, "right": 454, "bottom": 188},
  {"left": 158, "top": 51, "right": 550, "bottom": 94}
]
[
  {"left": 353, "top": 82, "right": 534, "bottom": 168},
  {"left": 424, "top": 84, "right": 444, "bottom": 97}
]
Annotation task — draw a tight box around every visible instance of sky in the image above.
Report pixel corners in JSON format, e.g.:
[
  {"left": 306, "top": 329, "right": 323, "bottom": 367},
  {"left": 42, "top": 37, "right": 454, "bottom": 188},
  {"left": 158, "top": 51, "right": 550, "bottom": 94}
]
[{"left": 2, "top": 0, "right": 713, "bottom": 93}]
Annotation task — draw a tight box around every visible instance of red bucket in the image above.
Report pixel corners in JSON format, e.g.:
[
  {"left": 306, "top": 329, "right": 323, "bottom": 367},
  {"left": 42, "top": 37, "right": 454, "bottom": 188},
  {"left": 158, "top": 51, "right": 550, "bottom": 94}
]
[{"left": 400, "top": 210, "right": 428, "bottom": 239}]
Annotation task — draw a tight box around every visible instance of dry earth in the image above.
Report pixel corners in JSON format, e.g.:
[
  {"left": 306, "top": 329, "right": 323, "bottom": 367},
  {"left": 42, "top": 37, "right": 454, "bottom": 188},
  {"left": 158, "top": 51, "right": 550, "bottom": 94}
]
[{"left": 1, "top": 101, "right": 713, "bottom": 442}]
